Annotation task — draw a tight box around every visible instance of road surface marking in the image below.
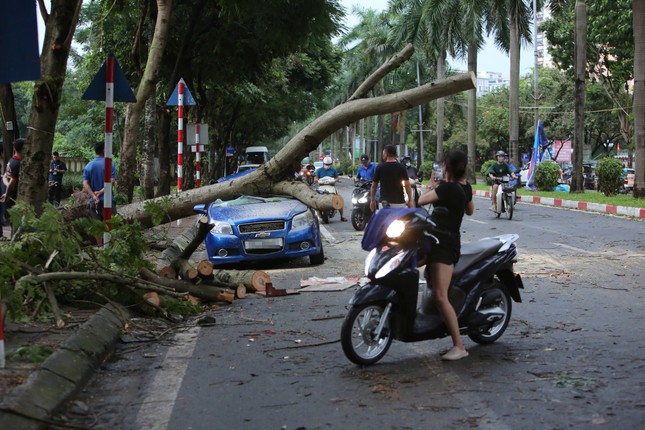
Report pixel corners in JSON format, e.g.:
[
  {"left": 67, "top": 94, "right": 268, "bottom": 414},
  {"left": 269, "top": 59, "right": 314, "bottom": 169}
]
[
  {"left": 552, "top": 242, "right": 596, "bottom": 254},
  {"left": 467, "top": 218, "right": 488, "bottom": 225},
  {"left": 319, "top": 223, "right": 336, "bottom": 243},
  {"left": 134, "top": 327, "right": 201, "bottom": 430}
]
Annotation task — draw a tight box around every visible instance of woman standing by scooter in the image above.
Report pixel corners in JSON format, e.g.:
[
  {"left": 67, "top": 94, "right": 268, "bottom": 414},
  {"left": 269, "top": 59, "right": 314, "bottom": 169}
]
[{"left": 417, "top": 150, "right": 474, "bottom": 360}]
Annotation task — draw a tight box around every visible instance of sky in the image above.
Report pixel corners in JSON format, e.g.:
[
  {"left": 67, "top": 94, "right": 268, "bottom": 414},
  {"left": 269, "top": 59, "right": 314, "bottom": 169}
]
[{"left": 339, "top": 0, "right": 535, "bottom": 78}]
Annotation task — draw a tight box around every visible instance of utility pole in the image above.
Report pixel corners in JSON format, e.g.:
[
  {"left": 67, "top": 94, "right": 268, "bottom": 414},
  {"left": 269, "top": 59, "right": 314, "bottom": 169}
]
[{"left": 416, "top": 60, "right": 425, "bottom": 163}]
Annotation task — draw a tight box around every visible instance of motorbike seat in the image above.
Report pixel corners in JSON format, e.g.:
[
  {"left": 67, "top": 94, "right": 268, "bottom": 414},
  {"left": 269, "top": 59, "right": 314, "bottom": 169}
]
[{"left": 453, "top": 239, "right": 503, "bottom": 278}]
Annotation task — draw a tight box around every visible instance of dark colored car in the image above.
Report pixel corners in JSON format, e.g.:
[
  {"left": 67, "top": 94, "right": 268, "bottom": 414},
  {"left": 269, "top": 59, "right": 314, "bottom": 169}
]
[{"left": 193, "top": 195, "right": 324, "bottom": 266}]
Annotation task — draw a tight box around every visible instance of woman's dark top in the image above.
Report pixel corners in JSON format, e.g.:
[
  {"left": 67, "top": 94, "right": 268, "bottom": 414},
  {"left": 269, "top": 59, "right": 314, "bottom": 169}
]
[{"left": 427, "top": 181, "right": 473, "bottom": 265}]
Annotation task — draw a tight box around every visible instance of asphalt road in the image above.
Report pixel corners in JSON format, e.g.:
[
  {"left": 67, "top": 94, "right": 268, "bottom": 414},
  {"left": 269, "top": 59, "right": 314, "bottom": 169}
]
[{"left": 57, "top": 181, "right": 644, "bottom": 430}]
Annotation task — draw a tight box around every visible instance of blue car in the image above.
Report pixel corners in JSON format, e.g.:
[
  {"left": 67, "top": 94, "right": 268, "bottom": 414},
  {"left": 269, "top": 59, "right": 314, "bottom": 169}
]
[{"left": 193, "top": 195, "right": 325, "bottom": 266}]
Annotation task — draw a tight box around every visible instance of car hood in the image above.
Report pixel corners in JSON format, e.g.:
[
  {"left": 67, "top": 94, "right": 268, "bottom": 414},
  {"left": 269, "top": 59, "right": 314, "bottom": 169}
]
[{"left": 208, "top": 197, "right": 306, "bottom": 224}]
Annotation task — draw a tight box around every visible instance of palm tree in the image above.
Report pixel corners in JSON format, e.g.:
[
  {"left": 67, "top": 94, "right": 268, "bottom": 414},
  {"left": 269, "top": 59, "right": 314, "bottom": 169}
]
[
  {"left": 503, "top": 1, "right": 533, "bottom": 168},
  {"left": 633, "top": 0, "right": 644, "bottom": 198},
  {"left": 571, "top": 0, "right": 587, "bottom": 193}
]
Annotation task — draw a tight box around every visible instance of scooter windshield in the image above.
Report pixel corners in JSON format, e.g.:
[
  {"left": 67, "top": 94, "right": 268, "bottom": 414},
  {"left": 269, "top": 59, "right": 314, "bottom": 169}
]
[{"left": 361, "top": 208, "right": 419, "bottom": 251}]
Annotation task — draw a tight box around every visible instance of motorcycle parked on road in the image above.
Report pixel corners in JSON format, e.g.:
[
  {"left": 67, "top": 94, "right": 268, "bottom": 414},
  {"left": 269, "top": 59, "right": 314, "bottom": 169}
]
[
  {"left": 493, "top": 176, "right": 515, "bottom": 220},
  {"left": 317, "top": 176, "right": 338, "bottom": 224},
  {"left": 351, "top": 180, "right": 373, "bottom": 231},
  {"left": 340, "top": 207, "right": 524, "bottom": 365}
]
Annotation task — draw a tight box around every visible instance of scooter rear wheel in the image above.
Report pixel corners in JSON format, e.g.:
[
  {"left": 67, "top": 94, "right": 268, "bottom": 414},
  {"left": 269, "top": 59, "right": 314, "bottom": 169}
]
[
  {"left": 341, "top": 302, "right": 393, "bottom": 365},
  {"left": 468, "top": 282, "right": 512, "bottom": 344}
]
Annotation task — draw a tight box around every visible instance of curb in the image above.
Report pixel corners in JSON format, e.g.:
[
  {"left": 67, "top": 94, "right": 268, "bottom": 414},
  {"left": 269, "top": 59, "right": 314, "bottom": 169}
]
[
  {"left": 471, "top": 189, "right": 645, "bottom": 218},
  {"left": 0, "top": 303, "right": 130, "bottom": 430}
]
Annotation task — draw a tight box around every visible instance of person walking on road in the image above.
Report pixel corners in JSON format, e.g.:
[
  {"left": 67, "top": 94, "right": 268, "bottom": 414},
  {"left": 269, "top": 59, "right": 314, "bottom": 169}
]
[
  {"left": 48, "top": 151, "right": 67, "bottom": 206},
  {"left": 370, "top": 145, "right": 413, "bottom": 211},
  {"left": 418, "top": 149, "right": 474, "bottom": 360},
  {"left": 82, "top": 142, "right": 116, "bottom": 246},
  {"left": 1, "top": 138, "right": 26, "bottom": 223}
]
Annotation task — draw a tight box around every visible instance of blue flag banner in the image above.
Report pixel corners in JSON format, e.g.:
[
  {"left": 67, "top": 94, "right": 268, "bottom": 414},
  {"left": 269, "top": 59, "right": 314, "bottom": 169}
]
[
  {"left": 0, "top": 2, "right": 41, "bottom": 83},
  {"left": 525, "top": 120, "right": 549, "bottom": 191}
]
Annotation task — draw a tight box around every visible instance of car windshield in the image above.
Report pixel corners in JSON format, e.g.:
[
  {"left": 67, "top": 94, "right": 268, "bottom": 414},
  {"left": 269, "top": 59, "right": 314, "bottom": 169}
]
[{"left": 211, "top": 195, "right": 290, "bottom": 207}]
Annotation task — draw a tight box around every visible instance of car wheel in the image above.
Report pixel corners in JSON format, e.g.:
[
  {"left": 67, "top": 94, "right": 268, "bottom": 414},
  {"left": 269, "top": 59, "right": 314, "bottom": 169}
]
[{"left": 310, "top": 244, "right": 325, "bottom": 265}]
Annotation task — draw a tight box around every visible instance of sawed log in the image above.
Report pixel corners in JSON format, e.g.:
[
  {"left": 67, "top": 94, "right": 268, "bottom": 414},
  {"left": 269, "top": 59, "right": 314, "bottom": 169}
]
[{"left": 139, "top": 269, "right": 235, "bottom": 303}]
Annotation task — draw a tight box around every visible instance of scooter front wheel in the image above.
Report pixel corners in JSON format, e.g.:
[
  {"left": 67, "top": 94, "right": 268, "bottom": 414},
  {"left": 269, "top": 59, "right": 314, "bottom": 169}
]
[
  {"left": 351, "top": 208, "right": 366, "bottom": 231},
  {"left": 341, "top": 302, "right": 392, "bottom": 365},
  {"left": 505, "top": 194, "right": 514, "bottom": 220}
]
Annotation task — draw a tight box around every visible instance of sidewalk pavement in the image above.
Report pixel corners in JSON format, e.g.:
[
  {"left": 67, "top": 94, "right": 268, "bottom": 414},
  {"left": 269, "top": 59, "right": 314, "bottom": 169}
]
[
  {"left": 471, "top": 189, "right": 645, "bottom": 218},
  {"left": 0, "top": 304, "right": 130, "bottom": 430}
]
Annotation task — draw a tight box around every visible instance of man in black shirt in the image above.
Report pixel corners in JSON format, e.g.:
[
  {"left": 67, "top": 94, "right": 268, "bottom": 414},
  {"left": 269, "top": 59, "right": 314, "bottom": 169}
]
[
  {"left": 370, "top": 145, "right": 413, "bottom": 211},
  {"left": 48, "top": 151, "right": 67, "bottom": 206}
]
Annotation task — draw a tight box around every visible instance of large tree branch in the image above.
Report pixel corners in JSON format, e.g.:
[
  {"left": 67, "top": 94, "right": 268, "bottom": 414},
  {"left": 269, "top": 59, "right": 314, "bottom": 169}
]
[{"left": 348, "top": 43, "right": 415, "bottom": 101}]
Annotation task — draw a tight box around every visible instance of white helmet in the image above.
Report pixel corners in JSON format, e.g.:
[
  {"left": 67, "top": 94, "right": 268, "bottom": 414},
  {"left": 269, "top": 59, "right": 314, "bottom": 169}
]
[{"left": 323, "top": 156, "right": 332, "bottom": 165}]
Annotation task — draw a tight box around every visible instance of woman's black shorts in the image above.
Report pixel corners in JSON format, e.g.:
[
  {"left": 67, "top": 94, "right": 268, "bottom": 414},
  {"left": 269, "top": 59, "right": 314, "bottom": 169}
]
[{"left": 426, "top": 243, "right": 460, "bottom": 266}]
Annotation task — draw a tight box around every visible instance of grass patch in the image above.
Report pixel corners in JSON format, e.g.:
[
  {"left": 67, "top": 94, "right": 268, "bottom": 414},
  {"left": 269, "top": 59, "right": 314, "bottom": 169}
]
[{"left": 471, "top": 184, "right": 644, "bottom": 208}]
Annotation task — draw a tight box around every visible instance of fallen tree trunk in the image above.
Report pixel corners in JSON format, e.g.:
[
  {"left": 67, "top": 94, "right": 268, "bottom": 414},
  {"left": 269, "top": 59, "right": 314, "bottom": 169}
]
[
  {"left": 139, "top": 268, "right": 235, "bottom": 303},
  {"left": 212, "top": 268, "right": 270, "bottom": 293},
  {"left": 115, "top": 72, "right": 475, "bottom": 226}
]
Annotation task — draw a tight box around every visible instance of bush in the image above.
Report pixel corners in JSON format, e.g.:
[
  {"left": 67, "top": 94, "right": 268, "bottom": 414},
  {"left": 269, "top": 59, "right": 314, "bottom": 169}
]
[
  {"left": 420, "top": 161, "right": 434, "bottom": 182},
  {"left": 595, "top": 157, "right": 624, "bottom": 196},
  {"left": 480, "top": 160, "right": 496, "bottom": 185},
  {"left": 533, "top": 161, "right": 561, "bottom": 191}
]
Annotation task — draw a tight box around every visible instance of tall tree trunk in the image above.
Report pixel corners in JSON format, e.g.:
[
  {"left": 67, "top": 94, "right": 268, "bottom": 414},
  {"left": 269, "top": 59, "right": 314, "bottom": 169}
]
[
  {"left": 141, "top": 90, "right": 157, "bottom": 199},
  {"left": 435, "top": 50, "right": 446, "bottom": 162},
  {"left": 156, "top": 108, "right": 171, "bottom": 196},
  {"left": 18, "top": 0, "right": 81, "bottom": 213},
  {"left": 634, "top": 0, "right": 645, "bottom": 198},
  {"left": 0, "top": 83, "right": 18, "bottom": 163},
  {"left": 466, "top": 43, "right": 478, "bottom": 183},
  {"left": 571, "top": 0, "right": 586, "bottom": 193},
  {"left": 118, "top": 0, "right": 172, "bottom": 202},
  {"left": 509, "top": 18, "right": 520, "bottom": 168}
]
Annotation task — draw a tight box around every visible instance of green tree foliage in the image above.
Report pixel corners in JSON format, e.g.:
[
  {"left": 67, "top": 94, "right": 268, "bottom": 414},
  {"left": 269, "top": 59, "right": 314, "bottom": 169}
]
[
  {"left": 533, "top": 160, "right": 561, "bottom": 191},
  {"left": 595, "top": 157, "right": 624, "bottom": 196},
  {"left": 480, "top": 160, "right": 497, "bottom": 185}
]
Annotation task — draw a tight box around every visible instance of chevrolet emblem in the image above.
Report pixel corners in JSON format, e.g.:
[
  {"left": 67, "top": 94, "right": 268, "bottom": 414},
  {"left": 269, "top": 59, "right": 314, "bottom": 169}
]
[{"left": 255, "top": 232, "right": 270, "bottom": 238}]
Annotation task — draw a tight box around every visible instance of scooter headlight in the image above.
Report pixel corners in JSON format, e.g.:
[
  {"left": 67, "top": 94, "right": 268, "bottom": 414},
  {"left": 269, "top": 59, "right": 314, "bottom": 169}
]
[
  {"left": 386, "top": 219, "right": 406, "bottom": 238},
  {"left": 364, "top": 248, "right": 377, "bottom": 276},
  {"left": 358, "top": 196, "right": 368, "bottom": 203},
  {"left": 352, "top": 196, "right": 358, "bottom": 204},
  {"left": 375, "top": 250, "right": 407, "bottom": 279}
]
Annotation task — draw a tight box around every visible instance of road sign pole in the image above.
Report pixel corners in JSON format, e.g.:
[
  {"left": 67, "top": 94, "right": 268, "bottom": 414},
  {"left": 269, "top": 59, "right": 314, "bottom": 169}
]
[
  {"left": 103, "top": 55, "right": 115, "bottom": 247},
  {"left": 195, "top": 124, "right": 201, "bottom": 188},
  {"left": 177, "top": 81, "right": 184, "bottom": 193}
]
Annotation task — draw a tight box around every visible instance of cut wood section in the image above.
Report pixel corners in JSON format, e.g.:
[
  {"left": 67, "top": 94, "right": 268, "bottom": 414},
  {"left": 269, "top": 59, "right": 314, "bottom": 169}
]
[
  {"left": 235, "top": 284, "right": 246, "bottom": 299},
  {"left": 197, "top": 259, "right": 213, "bottom": 277},
  {"left": 158, "top": 266, "right": 177, "bottom": 279},
  {"left": 139, "top": 268, "right": 235, "bottom": 303},
  {"left": 143, "top": 291, "right": 161, "bottom": 307},
  {"left": 174, "top": 258, "right": 199, "bottom": 282},
  {"left": 212, "top": 269, "right": 270, "bottom": 293}
]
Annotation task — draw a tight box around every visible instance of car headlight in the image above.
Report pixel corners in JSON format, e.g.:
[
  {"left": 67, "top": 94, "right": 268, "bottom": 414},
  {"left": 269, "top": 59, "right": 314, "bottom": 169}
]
[
  {"left": 212, "top": 221, "right": 234, "bottom": 235},
  {"left": 386, "top": 220, "right": 406, "bottom": 238},
  {"left": 292, "top": 210, "right": 313, "bottom": 230}
]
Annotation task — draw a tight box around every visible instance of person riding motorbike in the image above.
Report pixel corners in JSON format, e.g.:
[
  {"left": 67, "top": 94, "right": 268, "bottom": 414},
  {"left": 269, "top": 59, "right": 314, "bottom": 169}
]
[
  {"left": 486, "top": 151, "right": 516, "bottom": 212},
  {"left": 356, "top": 154, "right": 376, "bottom": 182},
  {"left": 315, "top": 156, "right": 347, "bottom": 221}
]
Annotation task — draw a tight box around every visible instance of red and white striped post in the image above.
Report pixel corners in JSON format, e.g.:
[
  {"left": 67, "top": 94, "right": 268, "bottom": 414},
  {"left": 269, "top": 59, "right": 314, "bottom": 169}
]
[
  {"left": 195, "top": 123, "right": 201, "bottom": 188},
  {"left": 103, "top": 55, "right": 115, "bottom": 247},
  {"left": 0, "top": 304, "right": 5, "bottom": 368},
  {"left": 177, "top": 81, "right": 184, "bottom": 193}
]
